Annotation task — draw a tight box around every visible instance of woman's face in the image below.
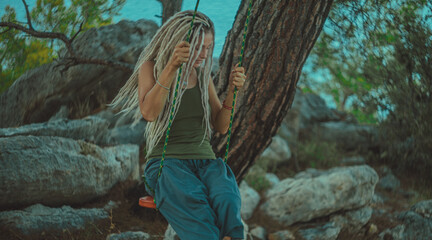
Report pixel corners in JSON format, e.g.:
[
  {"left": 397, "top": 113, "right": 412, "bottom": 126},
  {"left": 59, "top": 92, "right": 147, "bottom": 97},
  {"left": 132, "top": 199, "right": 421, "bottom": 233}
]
[{"left": 193, "top": 31, "right": 213, "bottom": 67}]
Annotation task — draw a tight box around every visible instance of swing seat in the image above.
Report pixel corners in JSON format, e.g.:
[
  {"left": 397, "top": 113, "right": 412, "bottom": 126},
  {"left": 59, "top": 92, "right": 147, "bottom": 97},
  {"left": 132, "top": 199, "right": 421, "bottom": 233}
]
[{"left": 139, "top": 196, "right": 157, "bottom": 209}]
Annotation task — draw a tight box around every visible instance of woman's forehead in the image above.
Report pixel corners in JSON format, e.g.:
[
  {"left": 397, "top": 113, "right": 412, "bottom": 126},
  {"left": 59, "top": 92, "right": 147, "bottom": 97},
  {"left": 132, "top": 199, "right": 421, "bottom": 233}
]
[{"left": 198, "top": 32, "right": 213, "bottom": 46}]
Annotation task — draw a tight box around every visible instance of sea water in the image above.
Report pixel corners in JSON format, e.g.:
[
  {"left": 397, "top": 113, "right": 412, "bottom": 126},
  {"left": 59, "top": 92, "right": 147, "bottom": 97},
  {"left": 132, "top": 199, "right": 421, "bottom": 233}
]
[{"left": 0, "top": 0, "right": 241, "bottom": 57}]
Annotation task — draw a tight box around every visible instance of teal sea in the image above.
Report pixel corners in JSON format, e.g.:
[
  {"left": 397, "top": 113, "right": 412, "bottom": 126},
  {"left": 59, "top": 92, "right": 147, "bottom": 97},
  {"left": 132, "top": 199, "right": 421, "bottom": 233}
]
[{"left": 0, "top": 0, "right": 241, "bottom": 57}]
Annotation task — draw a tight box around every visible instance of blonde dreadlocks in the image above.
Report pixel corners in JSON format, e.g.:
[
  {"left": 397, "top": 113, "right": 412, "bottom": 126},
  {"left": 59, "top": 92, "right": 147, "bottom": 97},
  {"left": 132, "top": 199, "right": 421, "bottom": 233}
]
[{"left": 108, "top": 10, "right": 215, "bottom": 158}]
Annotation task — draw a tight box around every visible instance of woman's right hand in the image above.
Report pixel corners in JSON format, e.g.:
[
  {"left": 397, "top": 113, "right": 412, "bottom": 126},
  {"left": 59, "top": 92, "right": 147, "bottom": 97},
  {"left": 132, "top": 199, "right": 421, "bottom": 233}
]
[{"left": 167, "top": 41, "right": 190, "bottom": 69}]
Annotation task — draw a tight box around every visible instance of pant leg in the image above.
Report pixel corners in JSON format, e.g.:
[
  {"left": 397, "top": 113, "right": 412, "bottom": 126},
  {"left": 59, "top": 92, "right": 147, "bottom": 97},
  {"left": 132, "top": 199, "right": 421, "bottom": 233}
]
[
  {"left": 197, "top": 158, "right": 244, "bottom": 239},
  {"left": 144, "top": 158, "right": 220, "bottom": 240}
]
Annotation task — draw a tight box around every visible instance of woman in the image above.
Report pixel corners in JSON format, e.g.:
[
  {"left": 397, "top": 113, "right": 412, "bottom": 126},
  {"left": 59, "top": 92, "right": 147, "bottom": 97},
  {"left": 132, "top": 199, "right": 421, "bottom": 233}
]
[{"left": 110, "top": 10, "right": 246, "bottom": 240}]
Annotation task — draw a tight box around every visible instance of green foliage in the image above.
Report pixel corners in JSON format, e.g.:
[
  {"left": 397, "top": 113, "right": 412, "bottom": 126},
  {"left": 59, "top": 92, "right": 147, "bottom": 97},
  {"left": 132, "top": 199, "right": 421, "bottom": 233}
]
[
  {"left": 359, "top": 1, "right": 431, "bottom": 178},
  {"left": 295, "top": 137, "right": 343, "bottom": 169},
  {"left": 244, "top": 165, "right": 272, "bottom": 193},
  {"left": 350, "top": 108, "right": 378, "bottom": 125},
  {"left": 301, "top": 0, "right": 432, "bottom": 180},
  {"left": 0, "top": 0, "right": 126, "bottom": 94}
]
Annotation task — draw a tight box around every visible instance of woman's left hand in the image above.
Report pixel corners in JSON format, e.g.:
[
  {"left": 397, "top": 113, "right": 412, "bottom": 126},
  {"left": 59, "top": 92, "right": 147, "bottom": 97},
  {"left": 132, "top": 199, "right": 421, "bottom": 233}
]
[{"left": 228, "top": 63, "right": 246, "bottom": 93}]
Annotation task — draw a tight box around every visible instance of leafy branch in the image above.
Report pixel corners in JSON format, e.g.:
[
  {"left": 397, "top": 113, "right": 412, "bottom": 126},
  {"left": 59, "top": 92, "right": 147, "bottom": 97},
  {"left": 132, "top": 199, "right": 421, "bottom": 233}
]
[{"left": 0, "top": 0, "right": 133, "bottom": 74}]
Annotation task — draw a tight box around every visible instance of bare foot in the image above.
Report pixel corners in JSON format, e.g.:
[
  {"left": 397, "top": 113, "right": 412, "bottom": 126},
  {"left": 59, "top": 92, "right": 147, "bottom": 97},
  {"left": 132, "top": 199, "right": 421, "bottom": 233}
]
[{"left": 222, "top": 237, "right": 232, "bottom": 240}]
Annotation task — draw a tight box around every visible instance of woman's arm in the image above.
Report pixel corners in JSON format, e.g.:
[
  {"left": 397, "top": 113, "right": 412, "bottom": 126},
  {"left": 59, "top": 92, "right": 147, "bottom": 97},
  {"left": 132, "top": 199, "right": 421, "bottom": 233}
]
[
  {"left": 138, "top": 41, "right": 191, "bottom": 122},
  {"left": 208, "top": 76, "right": 228, "bottom": 134},
  {"left": 209, "top": 65, "right": 246, "bottom": 134},
  {"left": 138, "top": 61, "right": 177, "bottom": 122}
]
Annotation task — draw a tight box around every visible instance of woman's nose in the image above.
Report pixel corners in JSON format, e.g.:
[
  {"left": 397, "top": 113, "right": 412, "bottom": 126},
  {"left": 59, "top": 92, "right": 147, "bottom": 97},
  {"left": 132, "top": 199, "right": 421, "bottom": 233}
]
[{"left": 200, "top": 48, "right": 208, "bottom": 58}]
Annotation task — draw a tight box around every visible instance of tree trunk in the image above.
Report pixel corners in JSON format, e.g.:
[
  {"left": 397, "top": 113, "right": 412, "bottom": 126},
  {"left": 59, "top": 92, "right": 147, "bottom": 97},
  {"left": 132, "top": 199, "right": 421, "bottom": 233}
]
[
  {"left": 158, "top": 0, "right": 183, "bottom": 24},
  {"left": 212, "top": 0, "right": 333, "bottom": 182}
]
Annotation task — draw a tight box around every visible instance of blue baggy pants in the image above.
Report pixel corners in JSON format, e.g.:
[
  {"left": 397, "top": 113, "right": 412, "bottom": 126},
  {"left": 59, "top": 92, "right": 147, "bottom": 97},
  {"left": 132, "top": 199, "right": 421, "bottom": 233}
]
[{"left": 144, "top": 157, "right": 244, "bottom": 240}]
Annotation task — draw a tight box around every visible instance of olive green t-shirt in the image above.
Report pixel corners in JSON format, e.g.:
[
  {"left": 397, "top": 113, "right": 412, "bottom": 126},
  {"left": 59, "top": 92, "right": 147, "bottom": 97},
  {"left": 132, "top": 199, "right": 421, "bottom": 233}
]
[{"left": 147, "top": 84, "right": 217, "bottom": 160}]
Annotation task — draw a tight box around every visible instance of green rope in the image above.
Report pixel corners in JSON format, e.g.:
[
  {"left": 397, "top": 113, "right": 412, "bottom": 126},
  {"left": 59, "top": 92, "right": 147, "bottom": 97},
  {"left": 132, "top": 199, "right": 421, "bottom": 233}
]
[
  {"left": 158, "top": 0, "right": 201, "bottom": 178},
  {"left": 224, "top": 0, "right": 253, "bottom": 163},
  {"left": 142, "top": 0, "right": 201, "bottom": 209}
]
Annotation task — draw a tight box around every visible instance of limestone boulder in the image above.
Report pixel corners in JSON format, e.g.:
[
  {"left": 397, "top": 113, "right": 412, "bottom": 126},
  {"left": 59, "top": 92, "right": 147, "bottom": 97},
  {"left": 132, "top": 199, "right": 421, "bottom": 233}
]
[
  {"left": 380, "top": 200, "right": 432, "bottom": 240},
  {"left": 0, "top": 19, "right": 158, "bottom": 128},
  {"left": 239, "top": 181, "right": 260, "bottom": 220},
  {"left": 0, "top": 135, "right": 139, "bottom": 208},
  {"left": 0, "top": 116, "right": 109, "bottom": 143},
  {"left": 0, "top": 201, "right": 116, "bottom": 235},
  {"left": 260, "top": 165, "right": 379, "bottom": 226}
]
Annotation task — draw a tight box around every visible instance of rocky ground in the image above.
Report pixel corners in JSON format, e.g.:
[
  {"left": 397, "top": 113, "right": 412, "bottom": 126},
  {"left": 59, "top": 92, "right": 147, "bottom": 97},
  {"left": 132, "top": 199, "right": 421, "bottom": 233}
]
[{"left": 1, "top": 146, "right": 430, "bottom": 240}]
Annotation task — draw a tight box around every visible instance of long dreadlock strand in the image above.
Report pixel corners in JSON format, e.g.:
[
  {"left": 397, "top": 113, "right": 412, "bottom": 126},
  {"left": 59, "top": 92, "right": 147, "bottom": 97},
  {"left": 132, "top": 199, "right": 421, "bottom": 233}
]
[{"left": 108, "top": 10, "right": 215, "bottom": 158}]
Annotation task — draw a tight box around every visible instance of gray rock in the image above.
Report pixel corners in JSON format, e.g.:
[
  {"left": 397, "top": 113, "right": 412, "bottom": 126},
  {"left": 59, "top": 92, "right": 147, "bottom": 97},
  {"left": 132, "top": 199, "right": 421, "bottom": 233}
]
[
  {"left": 276, "top": 121, "right": 296, "bottom": 143},
  {"left": 49, "top": 105, "right": 69, "bottom": 121},
  {"left": 379, "top": 165, "right": 392, "bottom": 175},
  {"left": 282, "top": 89, "right": 377, "bottom": 152},
  {"left": 113, "top": 107, "right": 140, "bottom": 128},
  {"left": 373, "top": 208, "right": 391, "bottom": 219},
  {"left": 378, "top": 171, "right": 401, "bottom": 192},
  {"left": 0, "top": 19, "right": 158, "bottom": 128},
  {"left": 281, "top": 89, "right": 355, "bottom": 147},
  {"left": 341, "top": 156, "right": 366, "bottom": 165},
  {"left": 239, "top": 181, "right": 260, "bottom": 220},
  {"left": 90, "top": 107, "right": 147, "bottom": 146},
  {"left": 243, "top": 219, "right": 249, "bottom": 239},
  {"left": 294, "top": 168, "right": 324, "bottom": 179},
  {"left": 268, "top": 230, "right": 295, "bottom": 240},
  {"left": 372, "top": 193, "right": 385, "bottom": 204},
  {"left": 93, "top": 107, "right": 141, "bottom": 128},
  {"left": 397, "top": 200, "right": 432, "bottom": 239},
  {"left": 259, "top": 135, "right": 292, "bottom": 168},
  {"left": 293, "top": 90, "right": 343, "bottom": 130},
  {"left": 99, "top": 120, "right": 147, "bottom": 146},
  {"left": 0, "top": 135, "right": 139, "bottom": 208},
  {"left": 261, "top": 165, "right": 378, "bottom": 226},
  {"left": 0, "top": 201, "right": 116, "bottom": 235},
  {"left": 410, "top": 199, "right": 432, "bottom": 218},
  {"left": 0, "top": 116, "right": 109, "bottom": 143},
  {"left": 265, "top": 173, "right": 280, "bottom": 187},
  {"left": 330, "top": 206, "right": 373, "bottom": 233},
  {"left": 163, "top": 221, "right": 250, "bottom": 240},
  {"left": 379, "top": 225, "right": 405, "bottom": 240},
  {"left": 106, "top": 231, "right": 150, "bottom": 240},
  {"left": 379, "top": 200, "right": 432, "bottom": 240},
  {"left": 164, "top": 224, "right": 179, "bottom": 240},
  {"left": 298, "top": 222, "right": 341, "bottom": 240},
  {"left": 93, "top": 108, "right": 119, "bottom": 128},
  {"left": 314, "top": 121, "right": 378, "bottom": 150},
  {"left": 250, "top": 226, "right": 267, "bottom": 240}
]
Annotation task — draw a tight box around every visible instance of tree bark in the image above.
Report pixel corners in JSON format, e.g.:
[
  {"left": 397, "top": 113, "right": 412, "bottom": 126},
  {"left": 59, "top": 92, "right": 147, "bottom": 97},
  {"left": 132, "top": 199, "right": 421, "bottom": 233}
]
[
  {"left": 212, "top": 0, "right": 334, "bottom": 182},
  {"left": 158, "top": 0, "right": 183, "bottom": 24}
]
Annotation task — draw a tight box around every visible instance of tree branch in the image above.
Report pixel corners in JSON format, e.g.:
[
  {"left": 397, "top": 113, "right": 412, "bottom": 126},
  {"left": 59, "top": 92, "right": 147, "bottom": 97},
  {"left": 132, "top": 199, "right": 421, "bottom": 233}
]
[
  {"left": 0, "top": 3, "right": 133, "bottom": 74},
  {"left": 0, "top": 21, "right": 75, "bottom": 56},
  {"left": 70, "top": 22, "right": 84, "bottom": 42},
  {"left": 57, "top": 57, "right": 133, "bottom": 74},
  {"left": 0, "top": 27, "right": 12, "bottom": 34},
  {"left": 22, "top": 0, "right": 34, "bottom": 31}
]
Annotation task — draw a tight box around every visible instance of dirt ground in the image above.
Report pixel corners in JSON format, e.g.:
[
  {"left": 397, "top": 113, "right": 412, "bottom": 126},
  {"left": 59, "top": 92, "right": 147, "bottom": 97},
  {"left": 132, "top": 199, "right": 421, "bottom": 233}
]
[{"left": 1, "top": 155, "right": 427, "bottom": 240}]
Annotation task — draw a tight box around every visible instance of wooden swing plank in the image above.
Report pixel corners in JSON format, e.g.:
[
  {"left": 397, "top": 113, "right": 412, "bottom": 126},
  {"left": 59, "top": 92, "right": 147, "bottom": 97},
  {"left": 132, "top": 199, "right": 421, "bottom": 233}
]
[{"left": 139, "top": 196, "right": 157, "bottom": 209}]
